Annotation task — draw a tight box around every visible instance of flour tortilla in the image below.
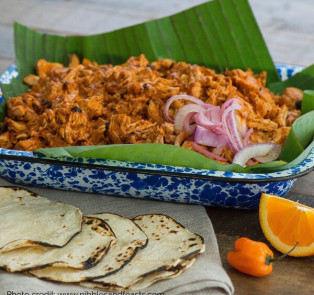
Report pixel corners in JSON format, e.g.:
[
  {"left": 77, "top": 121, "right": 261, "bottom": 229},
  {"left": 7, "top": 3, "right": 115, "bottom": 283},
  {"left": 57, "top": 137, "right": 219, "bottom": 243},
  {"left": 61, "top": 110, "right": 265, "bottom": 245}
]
[
  {"left": 81, "top": 258, "right": 196, "bottom": 292},
  {"left": 128, "top": 258, "right": 196, "bottom": 291},
  {"left": 82, "top": 214, "right": 205, "bottom": 290},
  {"left": 0, "top": 186, "right": 82, "bottom": 253},
  {"left": 29, "top": 213, "right": 147, "bottom": 282},
  {"left": 0, "top": 217, "right": 116, "bottom": 272}
]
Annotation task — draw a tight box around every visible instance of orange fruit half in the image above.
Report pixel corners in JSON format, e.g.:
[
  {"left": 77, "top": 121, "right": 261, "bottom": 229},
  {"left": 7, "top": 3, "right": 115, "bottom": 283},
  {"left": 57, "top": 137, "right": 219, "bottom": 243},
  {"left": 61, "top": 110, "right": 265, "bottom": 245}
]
[{"left": 259, "top": 193, "right": 314, "bottom": 257}]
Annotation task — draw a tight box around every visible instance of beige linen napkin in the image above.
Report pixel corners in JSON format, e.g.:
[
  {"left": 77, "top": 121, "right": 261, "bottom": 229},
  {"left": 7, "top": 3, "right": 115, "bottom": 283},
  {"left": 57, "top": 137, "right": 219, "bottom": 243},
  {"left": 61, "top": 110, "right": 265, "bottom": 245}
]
[{"left": 0, "top": 176, "right": 234, "bottom": 295}]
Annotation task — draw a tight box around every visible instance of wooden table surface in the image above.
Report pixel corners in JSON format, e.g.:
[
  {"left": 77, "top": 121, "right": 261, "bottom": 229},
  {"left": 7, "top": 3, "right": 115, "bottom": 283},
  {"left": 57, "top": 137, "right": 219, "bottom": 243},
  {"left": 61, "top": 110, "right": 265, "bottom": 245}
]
[{"left": 0, "top": 0, "right": 313, "bottom": 294}]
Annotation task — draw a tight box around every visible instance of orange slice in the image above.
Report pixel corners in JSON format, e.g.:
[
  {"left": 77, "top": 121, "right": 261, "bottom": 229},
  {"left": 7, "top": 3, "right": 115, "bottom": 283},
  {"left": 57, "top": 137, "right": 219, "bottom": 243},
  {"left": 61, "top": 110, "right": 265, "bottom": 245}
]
[{"left": 259, "top": 193, "right": 314, "bottom": 257}]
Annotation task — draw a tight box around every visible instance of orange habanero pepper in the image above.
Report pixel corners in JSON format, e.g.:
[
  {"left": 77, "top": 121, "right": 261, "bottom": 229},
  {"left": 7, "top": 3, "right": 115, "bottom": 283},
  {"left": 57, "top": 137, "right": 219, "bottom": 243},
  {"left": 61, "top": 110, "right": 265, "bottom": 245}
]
[
  {"left": 227, "top": 237, "right": 274, "bottom": 277},
  {"left": 227, "top": 237, "right": 298, "bottom": 277}
]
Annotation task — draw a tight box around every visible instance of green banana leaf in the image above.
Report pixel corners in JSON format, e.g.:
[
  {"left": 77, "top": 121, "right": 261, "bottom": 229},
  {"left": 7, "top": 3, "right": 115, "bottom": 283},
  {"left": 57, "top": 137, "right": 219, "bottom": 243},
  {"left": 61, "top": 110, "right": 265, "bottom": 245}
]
[
  {"left": 302, "top": 90, "right": 314, "bottom": 115},
  {"left": 34, "top": 143, "right": 288, "bottom": 173},
  {"left": 0, "top": 0, "right": 313, "bottom": 173},
  {"left": 34, "top": 144, "right": 244, "bottom": 172},
  {"left": 279, "top": 110, "right": 314, "bottom": 163},
  {"left": 268, "top": 65, "right": 314, "bottom": 94},
  {"left": 1, "top": 0, "right": 280, "bottom": 104}
]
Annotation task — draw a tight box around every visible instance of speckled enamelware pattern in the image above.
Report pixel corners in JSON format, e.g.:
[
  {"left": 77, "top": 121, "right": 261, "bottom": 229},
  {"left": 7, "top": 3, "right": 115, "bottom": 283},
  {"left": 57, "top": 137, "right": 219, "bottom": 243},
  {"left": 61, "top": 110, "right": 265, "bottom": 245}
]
[{"left": 0, "top": 64, "right": 313, "bottom": 209}]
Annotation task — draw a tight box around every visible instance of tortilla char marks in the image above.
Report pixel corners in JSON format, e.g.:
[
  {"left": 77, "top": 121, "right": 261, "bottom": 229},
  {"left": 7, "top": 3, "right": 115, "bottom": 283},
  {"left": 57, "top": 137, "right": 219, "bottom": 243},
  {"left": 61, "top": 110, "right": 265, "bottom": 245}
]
[
  {"left": 169, "top": 230, "right": 178, "bottom": 234},
  {"left": 81, "top": 217, "right": 116, "bottom": 269},
  {"left": 2, "top": 186, "right": 41, "bottom": 199},
  {"left": 128, "top": 258, "right": 196, "bottom": 291},
  {"left": 134, "top": 213, "right": 183, "bottom": 226},
  {"left": 83, "top": 239, "right": 116, "bottom": 269},
  {"left": 115, "top": 244, "right": 137, "bottom": 262},
  {"left": 115, "top": 248, "right": 130, "bottom": 261},
  {"left": 147, "top": 263, "right": 183, "bottom": 277},
  {"left": 181, "top": 249, "right": 202, "bottom": 260},
  {"left": 125, "top": 258, "right": 199, "bottom": 291},
  {"left": 151, "top": 232, "right": 160, "bottom": 238},
  {"left": 185, "top": 236, "right": 205, "bottom": 254},
  {"left": 0, "top": 238, "right": 66, "bottom": 253},
  {"left": 30, "top": 213, "right": 148, "bottom": 284},
  {"left": 84, "top": 218, "right": 94, "bottom": 225},
  {"left": 81, "top": 281, "right": 125, "bottom": 292},
  {"left": 83, "top": 217, "right": 116, "bottom": 238},
  {"left": 133, "top": 213, "right": 205, "bottom": 251},
  {"left": 177, "top": 245, "right": 203, "bottom": 258},
  {"left": 189, "top": 243, "right": 199, "bottom": 248},
  {"left": 1, "top": 226, "right": 90, "bottom": 255},
  {"left": 133, "top": 213, "right": 194, "bottom": 234},
  {"left": 79, "top": 213, "right": 203, "bottom": 291},
  {"left": 126, "top": 227, "right": 141, "bottom": 237},
  {"left": 94, "top": 212, "right": 147, "bottom": 242},
  {"left": 23, "top": 189, "right": 40, "bottom": 199},
  {"left": 83, "top": 246, "right": 144, "bottom": 282}
]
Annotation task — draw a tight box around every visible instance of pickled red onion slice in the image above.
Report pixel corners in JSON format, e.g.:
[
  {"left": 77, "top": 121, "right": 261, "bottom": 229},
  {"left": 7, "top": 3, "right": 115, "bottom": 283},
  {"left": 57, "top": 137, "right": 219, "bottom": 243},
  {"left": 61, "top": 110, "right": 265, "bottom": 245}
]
[
  {"left": 174, "top": 104, "right": 205, "bottom": 131},
  {"left": 194, "top": 125, "right": 229, "bottom": 148},
  {"left": 192, "top": 142, "right": 228, "bottom": 162},
  {"left": 164, "top": 94, "right": 281, "bottom": 165},
  {"left": 232, "top": 143, "right": 281, "bottom": 167},
  {"left": 163, "top": 94, "right": 207, "bottom": 123}
]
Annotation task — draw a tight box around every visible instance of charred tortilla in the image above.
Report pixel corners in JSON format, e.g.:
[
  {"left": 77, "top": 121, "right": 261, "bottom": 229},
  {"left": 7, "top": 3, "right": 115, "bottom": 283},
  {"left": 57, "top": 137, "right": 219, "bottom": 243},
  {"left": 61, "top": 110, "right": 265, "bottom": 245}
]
[
  {"left": 29, "top": 213, "right": 147, "bottom": 282},
  {"left": 81, "top": 258, "right": 196, "bottom": 292},
  {"left": 128, "top": 258, "right": 196, "bottom": 291},
  {"left": 81, "top": 214, "right": 205, "bottom": 290},
  {"left": 0, "top": 187, "right": 82, "bottom": 253},
  {"left": 0, "top": 217, "right": 116, "bottom": 272},
  {"left": 0, "top": 187, "right": 205, "bottom": 291}
]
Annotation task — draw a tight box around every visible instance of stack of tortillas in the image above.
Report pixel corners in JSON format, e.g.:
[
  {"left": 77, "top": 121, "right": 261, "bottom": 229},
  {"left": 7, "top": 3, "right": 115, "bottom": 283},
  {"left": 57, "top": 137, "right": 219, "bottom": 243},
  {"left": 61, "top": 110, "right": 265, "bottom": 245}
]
[{"left": 0, "top": 186, "right": 205, "bottom": 291}]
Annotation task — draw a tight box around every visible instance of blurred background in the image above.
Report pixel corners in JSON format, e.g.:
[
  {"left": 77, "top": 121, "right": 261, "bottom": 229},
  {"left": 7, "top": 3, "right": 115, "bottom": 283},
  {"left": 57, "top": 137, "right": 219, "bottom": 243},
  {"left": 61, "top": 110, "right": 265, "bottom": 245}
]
[{"left": 1, "top": 0, "right": 314, "bottom": 73}]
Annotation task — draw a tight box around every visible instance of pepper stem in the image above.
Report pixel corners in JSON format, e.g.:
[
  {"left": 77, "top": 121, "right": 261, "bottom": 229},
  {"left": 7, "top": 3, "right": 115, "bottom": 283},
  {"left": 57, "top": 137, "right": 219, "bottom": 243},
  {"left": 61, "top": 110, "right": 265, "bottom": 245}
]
[{"left": 266, "top": 242, "right": 299, "bottom": 265}]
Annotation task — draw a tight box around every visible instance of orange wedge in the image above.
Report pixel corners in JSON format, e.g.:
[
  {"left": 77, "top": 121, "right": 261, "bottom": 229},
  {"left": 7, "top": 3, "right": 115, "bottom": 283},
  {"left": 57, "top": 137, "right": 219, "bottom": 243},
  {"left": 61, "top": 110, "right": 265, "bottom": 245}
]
[{"left": 259, "top": 193, "right": 314, "bottom": 257}]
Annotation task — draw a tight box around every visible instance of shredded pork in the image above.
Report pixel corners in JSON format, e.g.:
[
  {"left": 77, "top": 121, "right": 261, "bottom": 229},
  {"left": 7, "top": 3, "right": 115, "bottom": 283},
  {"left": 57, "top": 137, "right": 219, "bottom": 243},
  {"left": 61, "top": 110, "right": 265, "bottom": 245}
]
[{"left": 0, "top": 54, "right": 301, "bottom": 163}]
